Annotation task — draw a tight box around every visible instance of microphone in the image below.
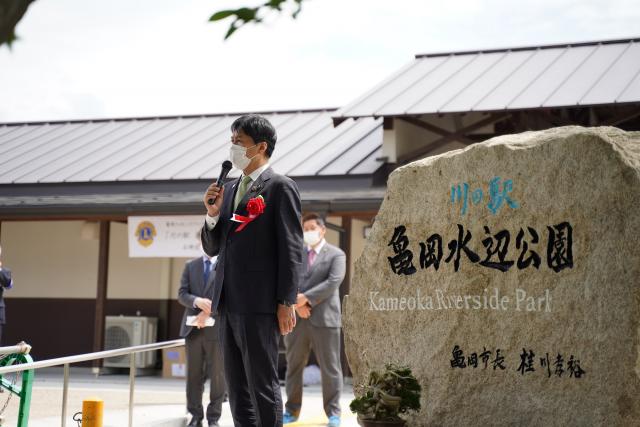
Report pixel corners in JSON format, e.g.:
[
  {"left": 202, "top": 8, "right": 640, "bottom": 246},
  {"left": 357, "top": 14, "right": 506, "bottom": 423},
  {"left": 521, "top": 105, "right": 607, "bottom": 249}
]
[{"left": 207, "top": 160, "right": 233, "bottom": 205}]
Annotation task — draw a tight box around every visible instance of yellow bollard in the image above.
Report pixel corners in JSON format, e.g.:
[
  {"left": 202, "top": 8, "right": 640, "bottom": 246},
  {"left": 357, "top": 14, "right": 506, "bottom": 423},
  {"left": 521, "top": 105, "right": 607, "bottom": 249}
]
[{"left": 82, "top": 397, "right": 104, "bottom": 427}]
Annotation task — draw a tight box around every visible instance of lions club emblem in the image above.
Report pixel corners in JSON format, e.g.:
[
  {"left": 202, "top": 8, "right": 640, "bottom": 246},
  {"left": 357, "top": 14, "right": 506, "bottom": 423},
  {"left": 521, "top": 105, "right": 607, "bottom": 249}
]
[{"left": 135, "top": 221, "right": 156, "bottom": 247}]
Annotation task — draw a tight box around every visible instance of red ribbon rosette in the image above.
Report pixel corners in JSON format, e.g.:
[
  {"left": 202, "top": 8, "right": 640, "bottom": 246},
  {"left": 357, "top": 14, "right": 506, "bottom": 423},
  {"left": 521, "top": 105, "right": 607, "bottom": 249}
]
[
  {"left": 231, "top": 195, "right": 266, "bottom": 232},
  {"left": 247, "top": 196, "right": 266, "bottom": 216}
]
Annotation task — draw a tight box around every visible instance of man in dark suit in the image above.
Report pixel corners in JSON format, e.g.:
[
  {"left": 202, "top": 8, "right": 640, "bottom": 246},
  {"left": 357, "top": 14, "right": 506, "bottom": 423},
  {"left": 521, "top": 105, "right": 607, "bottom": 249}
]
[
  {"left": 201, "top": 115, "right": 303, "bottom": 427},
  {"left": 283, "top": 213, "right": 346, "bottom": 427},
  {"left": 0, "top": 245, "right": 13, "bottom": 345},
  {"left": 178, "top": 252, "right": 226, "bottom": 427}
]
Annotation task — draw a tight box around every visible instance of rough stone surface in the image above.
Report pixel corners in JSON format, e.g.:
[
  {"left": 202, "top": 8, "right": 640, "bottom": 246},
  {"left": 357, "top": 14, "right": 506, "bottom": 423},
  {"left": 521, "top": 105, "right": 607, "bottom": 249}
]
[{"left": 343, "top": 126, "right": 640, "bottom": 426}]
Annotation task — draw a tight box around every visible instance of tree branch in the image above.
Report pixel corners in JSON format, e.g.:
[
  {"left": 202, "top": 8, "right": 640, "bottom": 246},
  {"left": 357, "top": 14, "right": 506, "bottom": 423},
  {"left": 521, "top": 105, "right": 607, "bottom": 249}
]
[
  {"left": 0, "top": 0, "right": 36, "bottom": 48},
  {"left": 209, "top": 0, "right": 305, "bottom": 40}
]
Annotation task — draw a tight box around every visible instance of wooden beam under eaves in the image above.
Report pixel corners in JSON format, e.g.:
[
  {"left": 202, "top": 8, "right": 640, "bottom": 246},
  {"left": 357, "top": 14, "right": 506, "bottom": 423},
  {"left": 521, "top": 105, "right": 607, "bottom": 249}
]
[
  {"left": 604, "top": 108, "right": 640, "bottom": 126},
  {"left": 400, "top": 116, "right": 474, "bottom": 145},
  {"left": 398, "top": 113, "right": 510, "bottom": 163}
]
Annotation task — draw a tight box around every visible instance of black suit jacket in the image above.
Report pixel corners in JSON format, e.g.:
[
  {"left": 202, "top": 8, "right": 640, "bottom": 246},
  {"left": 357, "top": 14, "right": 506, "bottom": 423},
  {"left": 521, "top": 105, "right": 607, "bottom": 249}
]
[
  {"left": 0, "top": 268, "right": 12, "bottom": 324},
  {"left": 177, "top": 257, "right": 219, "bottom": 339},
  {"left": 201, "top": 167, "right": 303, "bottom": 314}
]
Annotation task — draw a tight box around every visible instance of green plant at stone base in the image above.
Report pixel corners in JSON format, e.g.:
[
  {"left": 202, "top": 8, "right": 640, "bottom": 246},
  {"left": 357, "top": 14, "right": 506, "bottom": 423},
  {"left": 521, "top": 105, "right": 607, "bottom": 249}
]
[{"left": 350, "top": 363, "right": 421, "bottom": 422}]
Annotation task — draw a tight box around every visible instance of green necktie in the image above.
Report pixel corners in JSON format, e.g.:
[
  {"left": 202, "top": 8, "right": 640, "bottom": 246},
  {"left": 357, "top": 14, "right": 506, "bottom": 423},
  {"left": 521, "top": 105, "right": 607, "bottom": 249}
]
[{"left": 234, "top": 175, "right": 252, "bottom": 210}]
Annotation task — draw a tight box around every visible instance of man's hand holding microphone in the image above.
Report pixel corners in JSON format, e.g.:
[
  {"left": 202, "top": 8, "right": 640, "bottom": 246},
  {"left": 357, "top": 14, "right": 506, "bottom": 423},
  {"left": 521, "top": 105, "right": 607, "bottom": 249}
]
[{"left": 203, "top": 160, "right": 232, "bottom": 217}]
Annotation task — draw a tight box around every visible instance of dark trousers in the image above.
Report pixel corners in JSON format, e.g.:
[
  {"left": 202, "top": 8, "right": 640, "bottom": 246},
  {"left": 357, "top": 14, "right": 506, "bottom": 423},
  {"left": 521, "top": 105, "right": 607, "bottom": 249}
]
[
  {"left": 284, "top": 319, "right": 342, "bottom": 418},
  {"left": 185, "top": 328, "right": 226, "bottom": 423},
  {"left": 220, "top": 309, "right": 282, "bottom": 427}
]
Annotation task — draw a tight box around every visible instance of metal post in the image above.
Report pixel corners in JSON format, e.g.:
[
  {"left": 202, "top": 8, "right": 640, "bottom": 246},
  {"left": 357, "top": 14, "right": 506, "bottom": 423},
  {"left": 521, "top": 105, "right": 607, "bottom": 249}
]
[
  {"left": 61, "top": 363, "right": 69, "bottom": 427},
  {"left": 0, "top": 352, "right": 34, "bottom": 427},
  {"left": 128, "top": 355, "right": 135, "bottom": 427},
  {"left": 16, "top": 354, "right": 34, "bottom": 427},
  {"left": 0, "top": 339, "right": 185, "bottom": 376}
]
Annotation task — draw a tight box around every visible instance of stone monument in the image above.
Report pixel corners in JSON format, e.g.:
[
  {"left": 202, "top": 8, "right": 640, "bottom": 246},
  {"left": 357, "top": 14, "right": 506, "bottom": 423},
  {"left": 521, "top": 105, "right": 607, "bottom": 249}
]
[{"left": 343, "top": 126, "right": 640, "bottom": 426}]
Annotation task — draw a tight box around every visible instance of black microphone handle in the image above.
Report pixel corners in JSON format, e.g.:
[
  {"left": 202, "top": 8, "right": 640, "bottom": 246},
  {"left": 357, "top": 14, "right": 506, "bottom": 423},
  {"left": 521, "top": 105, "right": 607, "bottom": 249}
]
[
  {"left": 207, "top": 161, "right": 233, "bottom": 206},
  {"left": 207, "top": 181, "right": 222, "bottom": 206}
]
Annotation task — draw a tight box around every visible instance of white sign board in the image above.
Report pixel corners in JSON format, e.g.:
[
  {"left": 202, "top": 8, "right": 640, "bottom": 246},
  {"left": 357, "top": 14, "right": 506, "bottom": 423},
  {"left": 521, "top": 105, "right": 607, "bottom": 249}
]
[{"left": 128, "top": 216, "right": 203, "bottom": 258}]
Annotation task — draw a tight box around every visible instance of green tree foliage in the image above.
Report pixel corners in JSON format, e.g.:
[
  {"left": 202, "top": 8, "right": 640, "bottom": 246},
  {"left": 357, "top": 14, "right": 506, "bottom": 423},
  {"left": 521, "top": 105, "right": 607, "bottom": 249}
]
[
  {"left": 0, "top": 0, "right": 36, "bottom": 48},
  {"left": 0, "top": 0, "right": 306, "bottom": 49},
  {"left": 210, "top": 0, "right": 305, "bottom": 39}
]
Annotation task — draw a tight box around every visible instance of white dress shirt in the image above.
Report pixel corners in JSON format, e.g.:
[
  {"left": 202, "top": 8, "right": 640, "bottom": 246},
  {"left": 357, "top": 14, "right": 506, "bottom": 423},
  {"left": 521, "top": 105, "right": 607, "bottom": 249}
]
[
  {"left": 307, "top": 238, "right": 326, "bottom": 255},
  {"left": 193, "top": 255, "right": 217, "bottom": 307}
]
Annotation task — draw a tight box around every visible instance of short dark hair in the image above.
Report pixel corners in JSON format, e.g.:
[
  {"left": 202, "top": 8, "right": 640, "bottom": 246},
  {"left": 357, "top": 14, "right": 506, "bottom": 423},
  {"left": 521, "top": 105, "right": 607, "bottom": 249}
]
[
  {"left": 231, "top": 114, "right": 277, "bottom": 157},
  {"left": 302, "top": 212, "right": 325, "bottom": 228}
]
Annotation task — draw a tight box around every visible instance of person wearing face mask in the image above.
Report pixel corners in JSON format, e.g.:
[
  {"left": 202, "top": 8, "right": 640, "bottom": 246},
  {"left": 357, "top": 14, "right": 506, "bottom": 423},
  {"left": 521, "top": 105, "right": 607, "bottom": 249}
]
[
  {"left": 283, "top": 213, "right": 346, "bottom": 427},
  {"left": 201, "top": 114, "right": 303, "bottom": 427}
]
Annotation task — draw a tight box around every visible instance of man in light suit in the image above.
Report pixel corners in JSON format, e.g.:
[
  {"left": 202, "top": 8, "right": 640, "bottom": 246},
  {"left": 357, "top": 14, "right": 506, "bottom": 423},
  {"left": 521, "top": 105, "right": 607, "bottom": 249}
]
[
  {"left": 0, "top": 245, "right": 13, "bottom": 345},
  {"left": 201, "top": 114, "right": 303, "bottom": 426},
  {"left": 283, "top": 213, "right": 346, "bottom": 427},
  {"left": 178, "top": 252, "right": 226, "bottom": 427}
]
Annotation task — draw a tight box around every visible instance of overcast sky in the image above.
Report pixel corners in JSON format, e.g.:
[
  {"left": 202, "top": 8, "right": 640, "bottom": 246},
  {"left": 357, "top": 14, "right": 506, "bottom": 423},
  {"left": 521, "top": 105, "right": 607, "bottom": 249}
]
[{"left": 1, "top": 0, "right": 639, "bottom": 122}]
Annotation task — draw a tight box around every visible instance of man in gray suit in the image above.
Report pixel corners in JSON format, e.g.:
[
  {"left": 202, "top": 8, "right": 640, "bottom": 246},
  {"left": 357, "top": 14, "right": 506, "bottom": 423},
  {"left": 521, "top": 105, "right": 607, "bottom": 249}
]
[
  {"left": 178, "top": 253, "right": 225, "bottom": 427},
  {"left": 283, "top": 213, "right": 346, "bottom": 427}
]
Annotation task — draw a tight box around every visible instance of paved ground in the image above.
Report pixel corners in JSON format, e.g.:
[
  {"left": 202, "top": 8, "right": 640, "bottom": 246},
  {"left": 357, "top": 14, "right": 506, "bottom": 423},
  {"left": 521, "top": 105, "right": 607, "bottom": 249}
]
[{"left": 0, "top": 368, "right": 359, "bottom": 427}]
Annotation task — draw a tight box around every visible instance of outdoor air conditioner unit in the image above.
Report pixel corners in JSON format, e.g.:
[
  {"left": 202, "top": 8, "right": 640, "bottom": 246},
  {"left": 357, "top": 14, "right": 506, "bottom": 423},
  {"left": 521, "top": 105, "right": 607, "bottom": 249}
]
[{"left": 103, "top": 316, "right": 158, "bottom": 368}]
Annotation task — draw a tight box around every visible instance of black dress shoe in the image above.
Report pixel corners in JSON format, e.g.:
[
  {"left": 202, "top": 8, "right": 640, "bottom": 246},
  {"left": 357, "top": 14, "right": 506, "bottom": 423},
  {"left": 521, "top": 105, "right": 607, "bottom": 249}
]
[{"left": 187, "top": 417, "right": 203, "bottom": 427}]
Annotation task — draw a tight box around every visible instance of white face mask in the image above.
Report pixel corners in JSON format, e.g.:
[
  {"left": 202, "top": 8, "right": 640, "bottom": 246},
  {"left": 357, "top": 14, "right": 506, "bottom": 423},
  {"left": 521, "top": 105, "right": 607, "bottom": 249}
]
[
  {"left": 303, "top": 230, "right": 322, "bottom": 247},
  {"left": 229, "top": 144, "right": 256, "bottom": 170}
]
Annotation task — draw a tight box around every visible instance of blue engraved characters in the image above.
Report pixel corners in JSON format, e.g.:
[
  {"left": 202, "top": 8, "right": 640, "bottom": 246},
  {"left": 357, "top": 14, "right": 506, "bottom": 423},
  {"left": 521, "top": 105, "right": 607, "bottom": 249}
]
[{"left": 451, "top": 177, "right": 519, "bottom": 216}]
